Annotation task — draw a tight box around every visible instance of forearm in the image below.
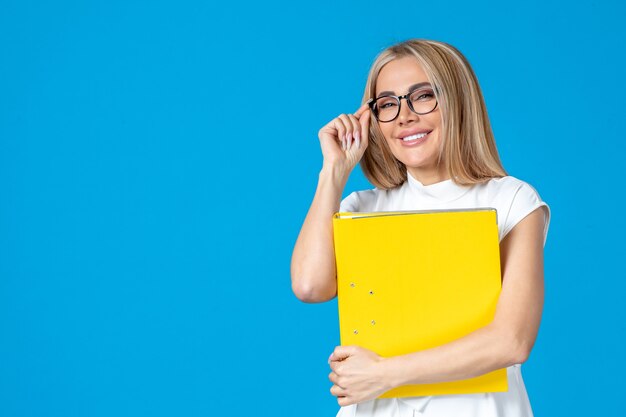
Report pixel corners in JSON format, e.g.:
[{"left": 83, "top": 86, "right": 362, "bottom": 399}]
[
  {"left": 381, "top": 323, "right": 525, "bottom": 389},
  {"left": 291, "top": 165, "right": 349, "bottom": 303}
]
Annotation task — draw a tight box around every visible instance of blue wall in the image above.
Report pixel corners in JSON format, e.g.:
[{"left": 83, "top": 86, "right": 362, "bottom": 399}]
[{"left": 1, "top": 0, "right": 624, "bottom": 415}]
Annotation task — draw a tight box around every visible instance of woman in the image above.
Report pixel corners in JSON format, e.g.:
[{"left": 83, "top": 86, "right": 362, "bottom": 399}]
[{"left": 291, "top": 39, "right": 550, "bottom": 417}]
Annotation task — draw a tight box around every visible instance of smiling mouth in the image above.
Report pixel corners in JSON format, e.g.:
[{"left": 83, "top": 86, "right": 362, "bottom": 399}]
[{"left": 401, "top": 131, "right": 432, "bottom": 142}]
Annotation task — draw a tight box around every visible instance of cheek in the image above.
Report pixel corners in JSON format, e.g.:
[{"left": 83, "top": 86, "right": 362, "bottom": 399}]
[
  {"left": 428, "top": 112, "right": 443, "bottom": 132},
  {"left": 378, "top": 125, "right": 395, "bottom": 143}
]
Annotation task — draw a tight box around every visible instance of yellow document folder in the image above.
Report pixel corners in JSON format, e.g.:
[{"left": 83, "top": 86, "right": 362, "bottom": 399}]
[{"left": 332, "top": 208, "right": 507, "bottom": 398}]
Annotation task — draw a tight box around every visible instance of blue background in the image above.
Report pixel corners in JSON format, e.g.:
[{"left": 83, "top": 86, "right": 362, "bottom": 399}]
[{"left": 1, "top": 0, "right": 624, "bottom": 416}]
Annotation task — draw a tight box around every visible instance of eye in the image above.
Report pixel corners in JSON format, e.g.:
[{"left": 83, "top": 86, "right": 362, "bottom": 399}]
[
  {"left": 410, "top": 89, "right": 435, "bottom": 102},
  {"left": 376, "top": 97, "right": 398, "bottom": 109}
]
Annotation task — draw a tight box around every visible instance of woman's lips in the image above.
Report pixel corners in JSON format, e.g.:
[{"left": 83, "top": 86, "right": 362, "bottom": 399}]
[{"left": 399, "top": 131, "right": 432, "bottom": 146}]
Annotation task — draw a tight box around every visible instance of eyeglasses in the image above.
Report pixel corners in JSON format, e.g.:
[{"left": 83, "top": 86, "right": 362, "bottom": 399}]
[{"left": 367, "top": 87, "right": 438, "bottom": 123}]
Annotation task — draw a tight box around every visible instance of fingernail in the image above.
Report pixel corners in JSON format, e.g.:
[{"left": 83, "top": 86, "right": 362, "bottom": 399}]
[
  {"left": 355, "top": 136, "right": 360, "bottom": 149},
  {"left": 342, "top": 140, "right": 346, "bottom": 151}
]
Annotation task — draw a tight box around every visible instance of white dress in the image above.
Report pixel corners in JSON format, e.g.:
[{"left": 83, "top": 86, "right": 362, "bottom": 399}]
[{"left": 335, "top": 173, "right": 551, "bottom": 417}]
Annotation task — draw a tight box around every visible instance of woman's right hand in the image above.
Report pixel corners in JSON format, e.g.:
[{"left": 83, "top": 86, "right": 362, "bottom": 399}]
[{"left": 318, "top": 103, "right": 371, "bottom": 176}]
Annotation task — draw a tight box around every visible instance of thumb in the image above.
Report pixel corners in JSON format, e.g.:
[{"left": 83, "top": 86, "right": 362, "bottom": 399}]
[{"left": 329, "top": 345, "right": 356, "bottom": 363}]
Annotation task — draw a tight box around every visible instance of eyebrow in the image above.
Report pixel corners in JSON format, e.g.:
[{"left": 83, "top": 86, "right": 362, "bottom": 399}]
[{"left": 376, "top": 82, "right": 432, "bottom": 98}]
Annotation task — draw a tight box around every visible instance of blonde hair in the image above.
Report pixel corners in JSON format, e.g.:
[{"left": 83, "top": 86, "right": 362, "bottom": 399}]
[{"left": 360, "top": 39, "right": 507, "bottom": 189}]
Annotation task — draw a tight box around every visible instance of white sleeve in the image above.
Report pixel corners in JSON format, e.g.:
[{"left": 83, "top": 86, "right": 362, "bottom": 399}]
[
  {"left": 501, "top": 181, "right": 551, "bottom": 246},
  {"left": 339, "top": 191, "right": 359, "bottom": 212}
]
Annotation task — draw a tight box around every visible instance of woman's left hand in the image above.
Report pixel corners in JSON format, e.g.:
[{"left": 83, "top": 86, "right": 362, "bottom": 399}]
[{"left": 328, "top": 345, "right": 391, "bottom": 406}]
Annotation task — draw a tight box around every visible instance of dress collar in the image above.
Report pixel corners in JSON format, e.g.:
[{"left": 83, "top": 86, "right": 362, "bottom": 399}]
[{"left": 406, "top": 171, "right": 472, "bottom": 202}]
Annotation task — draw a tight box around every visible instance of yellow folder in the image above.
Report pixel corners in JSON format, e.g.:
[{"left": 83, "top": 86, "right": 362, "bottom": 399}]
[{"left": 332, "top": 208, "right": 507, "bottom": 398}]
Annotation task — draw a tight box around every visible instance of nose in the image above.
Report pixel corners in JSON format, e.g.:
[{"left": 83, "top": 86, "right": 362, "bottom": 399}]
[{"left": 397, "top": 97, "right": 418, "bottom": 125}]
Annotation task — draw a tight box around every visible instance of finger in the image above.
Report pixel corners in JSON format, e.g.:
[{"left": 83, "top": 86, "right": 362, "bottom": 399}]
[
  {"left": 328, "top": 371, "right": 339, "bottom": 384},
  {"left": 358, "top": 109, "right": 371, "bottom": 149},
  {"left": 346, "top": 114, "right": 360, "bottom": 151},
  {"left": 329, "top": 372, "right": 346, "bottom": 390},
  {"left": 337, "top": 114, "right": 353, "bottom": 151},
  {"left": 319, "top": 119, "right": 344, "bottom": 151},
  {"left": 330, "top": 384, "right": 348, "bottom": 397},
  {"left": 353, "top": 102, "right": 370, "bottom": 118},
  {"left": 332, "top": 117, "right": 348, "bottom": 151},
  {"left": 329, "top": 360, "right": 343, "bottom": 373},
  {"left": 338, "top": 396, "right": 353, "bottom": 407},
  {"left": 332, "top": 345, "right": 355, "bottom": 361}
]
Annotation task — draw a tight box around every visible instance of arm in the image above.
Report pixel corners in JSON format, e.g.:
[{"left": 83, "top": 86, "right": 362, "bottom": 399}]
[
  {"left": 329, "top": 206, "right": 548, "bottom": 404},
  {"left": 290, "top": 167, "right": 348, "bottom": 303},
  {"left": 291, "top": 105, "right": 371, "bottom": 303}
]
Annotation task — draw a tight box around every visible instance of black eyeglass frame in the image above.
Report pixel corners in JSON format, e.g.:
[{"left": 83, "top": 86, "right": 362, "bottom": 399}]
[{"left": 366, "top": 89, "right": 439, "bottom": 123}]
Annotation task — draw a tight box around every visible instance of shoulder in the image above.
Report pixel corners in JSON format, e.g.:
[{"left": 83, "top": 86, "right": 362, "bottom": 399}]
[
  {"left": 485, "top": 176, "right": 551, "bottom": 245},
  {"left": 339, "top": 188, "right": 378, "bottom": 212},
  {"left": 482, "top": 175, "right": 531, "bottom": 195},
  {"left": 339, "top": 186, "right": 397, "bottom": 212},
  {"left": 476, "top": 176, "right": 546, "bottom": 210}
]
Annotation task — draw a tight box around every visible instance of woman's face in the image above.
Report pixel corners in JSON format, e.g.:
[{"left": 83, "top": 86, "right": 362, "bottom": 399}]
[{"left": 375, "top": 56, "right": 446, "bottom": 183}]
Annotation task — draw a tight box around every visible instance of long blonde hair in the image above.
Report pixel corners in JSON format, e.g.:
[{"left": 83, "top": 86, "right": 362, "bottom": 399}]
[{"left": 361, "top": 39, "right": 507, "bottom": 189}]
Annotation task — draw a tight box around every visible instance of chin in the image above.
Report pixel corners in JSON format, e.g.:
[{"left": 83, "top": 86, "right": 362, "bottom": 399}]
[
  {"left": 394, "top": 152, "right": 435, "bottom": 166},
  {"left": 402, "top": 157, "right": 440, "bottom": 171}
]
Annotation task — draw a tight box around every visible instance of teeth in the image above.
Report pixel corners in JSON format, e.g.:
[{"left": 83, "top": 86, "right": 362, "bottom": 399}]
[{"left": 402, "top": 132, "right": 428, "bottom": 141}]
